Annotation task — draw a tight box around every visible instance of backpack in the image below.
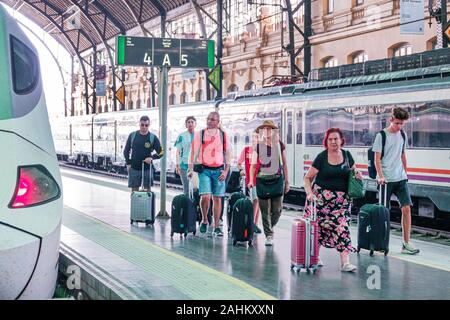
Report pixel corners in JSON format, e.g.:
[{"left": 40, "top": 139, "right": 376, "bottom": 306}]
[{"left": 367, "top": 129, "right": 405, "bottom": 179}]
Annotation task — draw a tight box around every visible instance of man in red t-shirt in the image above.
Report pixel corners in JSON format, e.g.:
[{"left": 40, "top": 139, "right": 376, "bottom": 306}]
[
  {"left": 237, "top": 131, "right": 261, "bottom": 233},
  {"left": 188, "top": 111, "right": 231, "bottom": 237}
]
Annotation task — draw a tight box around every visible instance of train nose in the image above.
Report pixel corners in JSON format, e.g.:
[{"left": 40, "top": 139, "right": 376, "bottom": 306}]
[{"left": 0, "top": 224, "right": 40, "bottom": 299}]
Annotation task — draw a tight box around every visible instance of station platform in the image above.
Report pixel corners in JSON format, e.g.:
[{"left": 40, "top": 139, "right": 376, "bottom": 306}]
[{"left": 59, "top": 168, "right": 450, "bottom": 300}]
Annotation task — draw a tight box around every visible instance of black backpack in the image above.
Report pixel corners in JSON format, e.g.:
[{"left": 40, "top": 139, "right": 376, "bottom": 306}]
[{"left": 367, "top": 129, "right": 405, "bottom": 179}]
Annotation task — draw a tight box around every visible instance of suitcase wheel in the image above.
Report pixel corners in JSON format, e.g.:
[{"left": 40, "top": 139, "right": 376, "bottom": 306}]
[
  {"left": 145, "top": 220, "right": 151, "bottom": 226},
  {"left": 306, "top": 268, "right": 310, "bottom": 274},
  {"left": 384, "top": 250, "right": 389, "bottom": 256},
  {"left": 233, "top": 240, "right": 238, "bottom": 246},
  {"left": 290, "top": 264, "right": 294, "bottom": 270},
  {"left": 130, "top": 219, "right": 134, "bottom": 225},
  {"left": 170, "top": 231, "right": 174, "bottom": 238},
  {"left": 357, "top": 246, "right": 361, "bottom": 253},
  {"left": 193, "top": 231, "right": 196, "bottom": 236},
  {"left": 370, "top": 250, "right": 374, "bottom": 257},
  {"left": 248, "top": 240, "right": 253, "bottom": 247},
  {"left": 184, "top": 232, "right": 188, "bottom": 238}
]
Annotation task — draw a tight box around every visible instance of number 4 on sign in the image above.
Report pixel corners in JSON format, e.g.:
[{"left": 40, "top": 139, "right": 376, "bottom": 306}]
[{"left": 144, "top": 52, "right": 152, "bottom": 65}]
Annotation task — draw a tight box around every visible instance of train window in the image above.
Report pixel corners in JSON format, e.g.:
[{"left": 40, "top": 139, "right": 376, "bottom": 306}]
[
  {"left": 296, "top": 111, "right": 303, "bottom": 144},
  {"left": 306, "top": 109, "right": 329, "bottom": 145},
  {"left": 286, "top": 111, "right": 293, "bottom": 144},
  {"left": 409, "top": 101, "right": 450, "bottom": 148},
  {"left": 351, "top": 106, "right": 385, "bottom": 146},
  {"left": 10, "top": 36, "right": 39, "bottom": 94},
  {"left": 329, "top": 108, "right": 353, "bottom": 145}
]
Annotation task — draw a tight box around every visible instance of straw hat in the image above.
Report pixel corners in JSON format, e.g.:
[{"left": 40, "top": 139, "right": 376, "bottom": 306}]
[{"left": 256, "top": 120, "right": 278, "bottom": 132}]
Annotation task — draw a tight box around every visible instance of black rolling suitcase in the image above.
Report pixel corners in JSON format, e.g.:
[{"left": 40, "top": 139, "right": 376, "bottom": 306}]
[
  {"left": 227, "top": 183, "right": 246, "bottom": 233},
  {"left": 170, "top": 185, "right": 197, "bottom": 238},
  {"left": 357, "top": 185, "right": 390, "bottom": 256},
  {"left": 130, "top": 163, "right": 155, "bottom": 226},
  {"left": 231, "top": 178, "right": 254, "bottom": 246}
]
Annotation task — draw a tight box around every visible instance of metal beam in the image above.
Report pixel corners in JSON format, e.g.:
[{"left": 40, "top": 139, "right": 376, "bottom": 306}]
[{"left": 22, "top": 0, "right": 94, "bottom": 114}]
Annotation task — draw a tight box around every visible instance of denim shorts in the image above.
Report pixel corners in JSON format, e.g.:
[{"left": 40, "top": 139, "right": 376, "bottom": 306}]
[{"left": 198, "top": 168, "right": 226, "bottom": 197}]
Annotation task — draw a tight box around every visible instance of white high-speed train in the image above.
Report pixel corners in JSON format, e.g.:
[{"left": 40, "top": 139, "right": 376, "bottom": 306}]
[
  {"left": 54, "top": 59, "right": 450, "bottom": 229},
  {"left": 0, "top": 6, "right": 62, "bottom": 299}
]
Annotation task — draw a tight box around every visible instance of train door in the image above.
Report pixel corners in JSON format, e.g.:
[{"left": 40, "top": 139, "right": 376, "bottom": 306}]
[
  {"left": 294, "top": 109, "right": 304, "bottom": 188},
  {"left": 283, "top": 108, "right": 295, "bottom": 185}
]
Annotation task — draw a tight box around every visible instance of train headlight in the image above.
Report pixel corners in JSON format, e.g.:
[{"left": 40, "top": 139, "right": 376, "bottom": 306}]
[{"left": 9, "top": 165, "right": 61, "bottom": 208}]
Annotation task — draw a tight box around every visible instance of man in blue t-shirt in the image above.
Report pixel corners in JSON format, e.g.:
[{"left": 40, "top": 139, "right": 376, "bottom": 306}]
[
  {"left": 174, "top": 116, "right": 196, "bottom": 195},
  {"left": 123, "top": 116, "right": 164, "bottom": 192},
  {"left": 373, "top": 107, "right": 419, "bottom": 255}
]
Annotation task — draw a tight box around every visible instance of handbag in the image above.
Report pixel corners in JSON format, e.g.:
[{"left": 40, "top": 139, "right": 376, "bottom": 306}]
[
  {"left": 256, "top": 173, "right": 284, "bottom": 199},
  {"left": 255, "top": 142, "right": 284, "bottom": 199},
  {"left": 345, "top": 151, "right": 365, "bottom": 199}
]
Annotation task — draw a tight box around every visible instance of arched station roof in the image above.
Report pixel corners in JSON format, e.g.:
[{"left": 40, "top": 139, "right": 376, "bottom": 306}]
[{"left": 0, "top": 0, "right": 191, "bottom": 55}]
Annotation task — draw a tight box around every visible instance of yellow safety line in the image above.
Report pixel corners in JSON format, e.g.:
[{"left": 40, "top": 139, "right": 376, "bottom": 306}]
[
  {"left": 388, "top": 253, "right": 450, "bottom": 273},
  {"left": 64, "top": 206, "right": 277, "bottom": 300}
]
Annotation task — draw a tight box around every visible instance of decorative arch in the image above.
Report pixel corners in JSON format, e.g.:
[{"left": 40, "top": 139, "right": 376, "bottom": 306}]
[
  {"left": 227, "top": 84, "right": 239, "bottom": 93},
  {"left": 388, "top": 42, "right": 413, "bottom": 58},
  {"left": 180, "top": 92, "right": 188, "bottom": 104},
  {"left": 195, "top": 89, "right": 203, "bottom": 102},
  {"left": 244, "top": 81, "right": 256, "bottom": 91}
]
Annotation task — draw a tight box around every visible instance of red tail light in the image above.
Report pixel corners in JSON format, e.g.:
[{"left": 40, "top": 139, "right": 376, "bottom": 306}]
[{"left": 9, "top": 165, "right": 61, "bottom": 208}]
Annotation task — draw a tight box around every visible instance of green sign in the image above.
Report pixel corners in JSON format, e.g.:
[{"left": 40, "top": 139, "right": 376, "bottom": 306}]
[
  {"left": 208, "top": 65, "right": 221, "bottom": 91},
  {"left": 116, "top": 36, "right": 215, "bottom": 69}
]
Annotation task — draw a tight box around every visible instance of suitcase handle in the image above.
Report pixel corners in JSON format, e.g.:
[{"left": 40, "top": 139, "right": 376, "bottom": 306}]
[
  {"left": 140, "top": 161, "right": 152, "bottom": 192},
  {"left": 378, "top": 184, "right": 387, "bottom": 207},
  {"left": 303, "top": 199, "right": 317, "bottom": 221},
  {"left": 188, "top": 177, "right": 194, "bottom": 200}
]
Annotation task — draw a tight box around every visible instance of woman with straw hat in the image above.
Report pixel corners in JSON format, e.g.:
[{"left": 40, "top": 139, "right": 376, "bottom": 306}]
[{"left": 248, "top": 120, "right": 290, "bottom": 246}]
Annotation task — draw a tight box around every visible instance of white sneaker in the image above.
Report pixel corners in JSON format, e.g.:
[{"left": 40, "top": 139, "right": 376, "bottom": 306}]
[
  {"left": 401, "top": 242, "right": 420, "bottom": 255},
  {"left": 318, "top": 258, "right": 324, "bottom": 267},
  {"left": 265, "top": 236, "right": 273, "bottom": 246},
  {"left": 341, "top": 263, "right": 357, "bottom": 272}
]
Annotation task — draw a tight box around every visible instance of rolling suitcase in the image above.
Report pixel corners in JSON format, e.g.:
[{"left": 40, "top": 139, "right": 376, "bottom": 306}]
[
  {"left": 357, "top": 185, "right": 390, "bottom": 256},
  {"left": 290, "top": 200, "right": 319, "bottom": 273},
  {"left": 231, "top": 178, "right": 254, "bottom": 246},
  {"left": 170, "top": 185, "right": 197, "bottom": 238},
  {"left": 227, "top": 177, "right": 246, "bottom": 233},
  {"left": 130, "top": 163, "right": 155, "bottom": 226}
]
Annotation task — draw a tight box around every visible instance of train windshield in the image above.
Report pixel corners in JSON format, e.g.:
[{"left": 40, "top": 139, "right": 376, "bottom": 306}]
[{"left": 10, "top": 36, "right": 39, "bottom": 94}]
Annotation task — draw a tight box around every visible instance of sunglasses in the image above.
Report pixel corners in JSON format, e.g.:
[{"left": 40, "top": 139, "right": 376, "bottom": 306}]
[{"left": 140, "top": 123, "right": 149, "bottom": 127}]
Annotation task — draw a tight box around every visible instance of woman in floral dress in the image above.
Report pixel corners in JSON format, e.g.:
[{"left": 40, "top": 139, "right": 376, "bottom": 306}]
[{"left": 304, "top": 128, "right": 363, "bottom": 272}]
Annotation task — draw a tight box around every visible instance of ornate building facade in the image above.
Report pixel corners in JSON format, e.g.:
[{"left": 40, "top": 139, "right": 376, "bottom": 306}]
[{"left": 72, "top": 0, "right": 448, "bottom": 116}]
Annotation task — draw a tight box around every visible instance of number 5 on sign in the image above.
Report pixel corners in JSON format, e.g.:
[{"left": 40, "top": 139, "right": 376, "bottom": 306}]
[
  {"left": 144, "top": 52, "right": 152, "bottom": 65},
  {"left": 181, "top": 54, "right": 188, "bottom": 67}
]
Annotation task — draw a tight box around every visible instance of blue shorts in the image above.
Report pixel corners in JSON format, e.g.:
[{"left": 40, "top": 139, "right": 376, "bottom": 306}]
[{"left": 199, "top": 168, "right": 226, "bottom": 197}]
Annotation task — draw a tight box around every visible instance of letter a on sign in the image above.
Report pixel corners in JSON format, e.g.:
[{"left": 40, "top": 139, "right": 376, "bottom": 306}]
[{"left": 162, "top": 54, "right": 171, "bottom": 66}]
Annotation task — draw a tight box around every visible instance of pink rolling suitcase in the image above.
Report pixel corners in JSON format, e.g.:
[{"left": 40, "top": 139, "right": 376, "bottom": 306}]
[{"left": 290, "top": 200, "right": 319, "bottom": 274}]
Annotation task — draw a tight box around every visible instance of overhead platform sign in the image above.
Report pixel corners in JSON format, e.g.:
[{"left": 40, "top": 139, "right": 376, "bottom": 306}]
[{"left": 116, "top": 36, "right": 215, "bottom": 69}]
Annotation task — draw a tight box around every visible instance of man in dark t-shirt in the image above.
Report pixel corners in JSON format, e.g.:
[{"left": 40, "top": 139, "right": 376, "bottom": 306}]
[{"left": 123, "top": 116, "right": 164, "bottom": 191}]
